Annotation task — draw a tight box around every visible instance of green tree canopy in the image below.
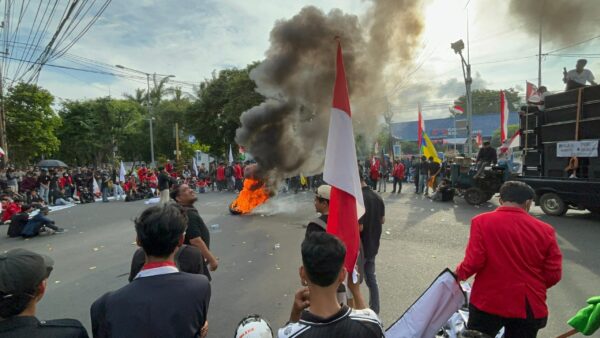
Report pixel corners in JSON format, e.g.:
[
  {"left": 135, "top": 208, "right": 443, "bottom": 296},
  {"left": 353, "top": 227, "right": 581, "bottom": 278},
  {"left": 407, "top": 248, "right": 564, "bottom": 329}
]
[
  {"left": 186, "top": 63, "right": 264, "bottom": 157},
  {"left": 456, "top": 89, "right": 521, "bottom": 115},
  {"left": 5, "top": 83, "right": 60, "bottom": 164}
]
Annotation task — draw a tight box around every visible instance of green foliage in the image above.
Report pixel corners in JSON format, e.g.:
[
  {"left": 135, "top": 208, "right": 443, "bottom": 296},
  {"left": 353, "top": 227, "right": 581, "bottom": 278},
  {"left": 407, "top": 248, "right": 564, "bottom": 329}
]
[
  {"left": 5, "top": 83, "right": 60, "bottom": 164},
  {"left": 490, "top": 124, "right": 520, "bottom": 147},
  {"left": 186, "top": 63, "right": 264, "bottom": 157},
  {"left": 57, "top": 98, "right": 144, "bottom": 165},
  {"left": 456, "top": 89, "right": 521, "bottom": 115}
]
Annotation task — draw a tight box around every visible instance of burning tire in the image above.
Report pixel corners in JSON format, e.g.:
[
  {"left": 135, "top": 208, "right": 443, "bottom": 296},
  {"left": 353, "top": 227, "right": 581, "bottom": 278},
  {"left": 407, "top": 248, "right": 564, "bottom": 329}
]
[{"left": 228, "top": 177, "right": 270, "bottom": 215}]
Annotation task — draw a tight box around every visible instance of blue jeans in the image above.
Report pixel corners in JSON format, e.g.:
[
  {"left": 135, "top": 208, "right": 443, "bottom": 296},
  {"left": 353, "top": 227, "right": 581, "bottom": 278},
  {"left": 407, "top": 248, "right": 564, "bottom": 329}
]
[
  {"left": 102, "top": 187, "right": 110, "bottom": 202},
  {"left": 113, "top": 184, "right": 124, "bottom": 200},
  {"left": 39, "top": 186, "right": 49, "bottom": 203},
  {"left": 418, "top": 174, "right": 428, "bottom": 194},
  {"left": 364, "top": 257, "right": 380, "bottom": 314}
]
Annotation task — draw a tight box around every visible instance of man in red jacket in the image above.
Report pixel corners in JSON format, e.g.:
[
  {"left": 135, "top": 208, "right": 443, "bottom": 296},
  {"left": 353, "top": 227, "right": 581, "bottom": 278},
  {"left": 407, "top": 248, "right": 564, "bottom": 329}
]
[
  {"left": 391, "top": 160, "right": 405, "bottom": 194},
  {"left": 215, "top": 162, "right": 226, "bottom": 192},
  {"left": 455, "top": 181, "right": 562, "bottom": 338}
]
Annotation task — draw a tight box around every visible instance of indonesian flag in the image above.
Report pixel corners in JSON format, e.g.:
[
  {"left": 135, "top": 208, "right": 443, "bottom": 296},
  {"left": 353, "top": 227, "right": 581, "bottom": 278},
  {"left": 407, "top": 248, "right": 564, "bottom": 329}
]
[
  {"left": 476, "top": 132, "right": 483, "bottom": 148},
  {"left": 449, "top": 105, "right": 464, "bottom": 115},
  {"left": 500, "top": 90, "right": 509, "bottom": 143},
  {"left": 417, "top": 104, "right": 425, "bottom": 148},
  {"left": 0, "top": 146, "right": 5, "bottom": 157},
  {"left": 324, "top": 41, "right": 365, "bottom": 281},
  {"left": 499, "top": 130, "right": 521, "bottom": 155},
  {"left": 526, "top": 81, "right": 541, "bottom": 103}
]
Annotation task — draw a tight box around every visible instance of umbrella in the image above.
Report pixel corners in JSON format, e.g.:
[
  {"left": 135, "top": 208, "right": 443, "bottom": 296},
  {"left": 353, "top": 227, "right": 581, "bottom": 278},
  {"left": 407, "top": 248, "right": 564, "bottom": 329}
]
[
  {"left": 37, "top": 159, "right": 68, "bottom": 168},
  {"left": 556, "top": 296, "right": 600, "bottom": 337}
]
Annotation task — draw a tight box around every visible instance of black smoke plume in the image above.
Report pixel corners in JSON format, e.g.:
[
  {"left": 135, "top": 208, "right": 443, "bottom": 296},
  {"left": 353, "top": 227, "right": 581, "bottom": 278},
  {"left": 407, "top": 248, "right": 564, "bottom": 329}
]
[{"left": 236, "top": 1, "right": 424, "bottom": 185}]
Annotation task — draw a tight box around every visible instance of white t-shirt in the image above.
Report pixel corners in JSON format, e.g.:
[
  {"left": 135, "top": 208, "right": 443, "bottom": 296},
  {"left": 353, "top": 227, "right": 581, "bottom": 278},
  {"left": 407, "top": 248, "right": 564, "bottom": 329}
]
[{"left": 566, "top": 69, "right": 595, "bottom": 85}]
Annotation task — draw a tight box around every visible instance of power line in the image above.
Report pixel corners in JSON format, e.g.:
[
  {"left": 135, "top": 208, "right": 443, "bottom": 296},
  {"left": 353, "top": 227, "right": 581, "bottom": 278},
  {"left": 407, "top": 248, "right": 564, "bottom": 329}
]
[{"left": 545, "top": 34, "right": 600, "bottom": 54}]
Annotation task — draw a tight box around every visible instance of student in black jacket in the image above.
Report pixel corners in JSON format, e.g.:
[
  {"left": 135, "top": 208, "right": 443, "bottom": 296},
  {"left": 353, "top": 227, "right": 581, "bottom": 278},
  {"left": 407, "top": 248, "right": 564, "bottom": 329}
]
[{"left": 90, "top": 203, "right": 210, "bottom": 338}]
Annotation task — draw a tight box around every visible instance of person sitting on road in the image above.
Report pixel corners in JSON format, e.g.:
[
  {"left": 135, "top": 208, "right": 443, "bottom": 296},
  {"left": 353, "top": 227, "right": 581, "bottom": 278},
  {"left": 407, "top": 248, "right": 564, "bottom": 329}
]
[
  {"left": 91, "top": 203, "right": 211, "bottom": 338},
  {"left": 278, "top": 232, "right": 384, "bottom": 338},
  {"left": 7, "top": 204, "right": 33, "bottom": 238},
  {"left": 0, "top": 248, "right": 89, "bottom": 337},
  {"left": 1, "top": 196, "right": 22, "bottom": 224},
  {"left": 27, "top": 190, "right": 47, "bottom": 209},
  {"left": 54, "top": 189, "right": 76, "bottom": 206},
  {"left": 21, "top": 206, "right": 64, "bottom": 238},
  {"left": 429, "top": 179, "right": 455, "bottom": 202}
]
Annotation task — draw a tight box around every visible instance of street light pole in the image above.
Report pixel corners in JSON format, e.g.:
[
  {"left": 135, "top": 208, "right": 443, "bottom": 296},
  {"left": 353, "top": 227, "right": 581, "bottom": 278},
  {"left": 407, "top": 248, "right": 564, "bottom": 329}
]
[
  {"left": 451, "top": 40, "right": 473, "bottom": 157},
  {"left": 115, "top": 64, "right": 175, "bottom": 168}
]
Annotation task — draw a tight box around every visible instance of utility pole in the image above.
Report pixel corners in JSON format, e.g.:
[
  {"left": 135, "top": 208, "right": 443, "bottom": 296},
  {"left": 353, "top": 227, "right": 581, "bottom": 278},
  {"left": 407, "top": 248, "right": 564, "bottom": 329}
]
[
  {"left": 538, "top": 13, "right": 543, "bottom": 88},
  {"left": 451, "top": 39, "right": 473, "bottom": 157},
  {"left": 175, "top": 122, "right": 180, "bottom": 162}
]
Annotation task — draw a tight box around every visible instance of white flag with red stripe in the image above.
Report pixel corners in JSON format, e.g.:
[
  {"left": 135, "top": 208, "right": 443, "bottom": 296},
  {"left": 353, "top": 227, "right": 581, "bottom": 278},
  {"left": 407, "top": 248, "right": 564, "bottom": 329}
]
[
  {"left": 500, "top": 90, "right": 509, "bottom": 143},
  {"left": 499, "top": 130, "right": 521, "bottom": 155},
  {"left": 324, "top": 41, "right": 365, "bottom": 280}
]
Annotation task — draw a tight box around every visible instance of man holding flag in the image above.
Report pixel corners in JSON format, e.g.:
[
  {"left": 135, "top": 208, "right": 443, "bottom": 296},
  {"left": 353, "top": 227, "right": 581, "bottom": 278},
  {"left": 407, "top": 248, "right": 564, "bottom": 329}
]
[{"left": 279, "top": 39, "right": 383, "bottom": 337}]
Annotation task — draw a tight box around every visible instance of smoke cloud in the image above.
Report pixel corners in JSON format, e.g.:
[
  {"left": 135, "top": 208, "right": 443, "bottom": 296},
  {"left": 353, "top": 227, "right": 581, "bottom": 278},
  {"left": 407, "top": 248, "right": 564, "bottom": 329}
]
[
  {"left": 236, "top": 0, "right": 424, "bottom": 185},
  {"left": 508, "top": 0, "right": 600, "bottom": 44}
]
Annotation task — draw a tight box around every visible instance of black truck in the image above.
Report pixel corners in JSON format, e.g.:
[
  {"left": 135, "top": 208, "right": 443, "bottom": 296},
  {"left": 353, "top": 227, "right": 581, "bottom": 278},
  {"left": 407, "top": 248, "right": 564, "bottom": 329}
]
[{"left": 516, "top": 84, "right": 600, "bottom": 216}]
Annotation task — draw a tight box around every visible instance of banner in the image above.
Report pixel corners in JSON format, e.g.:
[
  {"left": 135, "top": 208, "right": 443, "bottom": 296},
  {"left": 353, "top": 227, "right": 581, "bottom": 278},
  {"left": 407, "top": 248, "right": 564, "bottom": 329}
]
[
  {"left": 393, "top": 144, "right": 402, "bottom": 157},
  {"left": 556, "top": 140, "right": 599, "bottom": 157}
]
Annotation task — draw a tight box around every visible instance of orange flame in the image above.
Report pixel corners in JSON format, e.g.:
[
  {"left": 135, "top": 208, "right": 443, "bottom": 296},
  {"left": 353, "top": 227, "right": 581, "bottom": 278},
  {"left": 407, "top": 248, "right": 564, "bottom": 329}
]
[{"left": 229, "top": 178, "right": 270, "bottom": 214}]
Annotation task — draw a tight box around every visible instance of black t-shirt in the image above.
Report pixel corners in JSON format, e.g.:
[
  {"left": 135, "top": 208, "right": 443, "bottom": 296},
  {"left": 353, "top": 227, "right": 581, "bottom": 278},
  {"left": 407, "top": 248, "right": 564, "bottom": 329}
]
[
  {"left": 183, "top": 206, "right": 210, "bottom": 248},
  {"left": 419, "top": 161, "right": 429, "bottom": 174},
  {"left": 359, "top": 187, "right": 385, "bottom": 259},
  {"left": 37, "top": 175, "right": 50, "bottom": 186},
  {"left": 0, "top": 316, "right": 88, "bottom": 338},
  {"left": 277, "top": 305, "right": 383, "bottom": 338},
  {"left": 158, "top": 172, "right": 171, "bottom": 191},
  {"left": 305, "top": 214, "right": 328, "bottom": 238},
  {"left": 7, "top": 213, "right": 29, "bottom": 237},
  {"left": 428, "top": 161, "right": 441, "bottom": 176},
  {"left": 128, "top": 245, "right": 207, "bottom": 282}
]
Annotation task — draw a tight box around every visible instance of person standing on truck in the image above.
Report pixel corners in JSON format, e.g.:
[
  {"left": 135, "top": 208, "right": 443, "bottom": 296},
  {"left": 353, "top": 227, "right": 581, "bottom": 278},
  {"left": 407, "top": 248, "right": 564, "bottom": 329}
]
[
  {"left": 455, "top": 181, "right": 562, "bottom": 338},
  {"left": 563, "top": 59, "right": 597, "bottom": 91}
]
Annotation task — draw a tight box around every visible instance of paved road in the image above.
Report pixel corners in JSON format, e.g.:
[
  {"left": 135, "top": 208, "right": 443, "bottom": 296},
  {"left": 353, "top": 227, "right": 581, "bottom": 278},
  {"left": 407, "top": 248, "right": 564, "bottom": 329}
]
[{"left": 1, "top": 188, "right": 598, "bottom": 337}]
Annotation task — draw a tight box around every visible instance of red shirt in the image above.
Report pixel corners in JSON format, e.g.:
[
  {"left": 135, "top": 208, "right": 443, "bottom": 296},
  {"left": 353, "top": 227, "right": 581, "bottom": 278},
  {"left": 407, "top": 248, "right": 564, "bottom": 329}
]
[
  {"left": 138, "top": 168, "right": 147, "bottom": 183},
  {"left": 59, "top": 176, "right": 72, "bottom": 188},
  {"left": 233, "top": 164, "right": 243, "bottom": 179},
  {"left": 2, "top": 202, "right": 21, "bottom": 222},
  {"left": 216, "top": 166, "right": 225, "bottom": 181},
  {"left": 165, "top": 163, "right": 173, "bottom": 173},
  {"left": 456, "top": 206, "right": 562, "bottom": 319},
  {"left": 369, "top": 164, "right": 379, "bottom": 180},
  {"left": 393, "top": 163, "right": 405, "bottom": 179}
]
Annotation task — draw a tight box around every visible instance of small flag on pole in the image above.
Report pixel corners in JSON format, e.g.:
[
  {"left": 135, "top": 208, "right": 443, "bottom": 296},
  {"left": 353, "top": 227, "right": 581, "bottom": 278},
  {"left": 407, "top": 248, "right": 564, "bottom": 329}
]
[
  {"left": 119, "top": 161, "right": 126, "bottom": 183},
  {"left": 324, "top": 40, "right": 365, "bottom": 282},
  {"left": 526, "top": 81, "right": 541, "bottom": 103},
  {"left": 228, "top": 144, "right": 234, "bottom": 163},
  {"left": 500, "top": 90, "right": 509, "bottom": 144}
]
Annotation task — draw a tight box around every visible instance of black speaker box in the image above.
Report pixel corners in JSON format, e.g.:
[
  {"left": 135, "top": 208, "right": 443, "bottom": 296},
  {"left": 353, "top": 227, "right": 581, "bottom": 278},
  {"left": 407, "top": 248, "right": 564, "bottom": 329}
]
[
  {"left": 523, "top": 150, "right": 542, "bottom": 167},
  {"left": 520, "top": 129, "right": 541, "bottom": 149},
  {"left": 543, "top": 101, "right": 600, "bottom": 124},
  {"left": 541, "top": 119, "right": 600, "bottom": 143},
  {"left": 544, "top": 85, "right": 600, "bottom": 110}
]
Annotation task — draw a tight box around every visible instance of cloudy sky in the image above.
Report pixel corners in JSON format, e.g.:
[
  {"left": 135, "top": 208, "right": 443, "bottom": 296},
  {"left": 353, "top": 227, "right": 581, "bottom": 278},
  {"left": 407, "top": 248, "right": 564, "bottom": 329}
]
[{"left": 7, "top": 0, "right": 600, "bottom": 120}]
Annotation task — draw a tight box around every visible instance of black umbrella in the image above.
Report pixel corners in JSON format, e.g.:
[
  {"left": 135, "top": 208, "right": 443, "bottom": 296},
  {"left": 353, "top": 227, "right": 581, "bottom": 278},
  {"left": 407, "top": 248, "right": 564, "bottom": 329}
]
[{"left": 37, "top": 159, "right": 68, "bottom": 168}]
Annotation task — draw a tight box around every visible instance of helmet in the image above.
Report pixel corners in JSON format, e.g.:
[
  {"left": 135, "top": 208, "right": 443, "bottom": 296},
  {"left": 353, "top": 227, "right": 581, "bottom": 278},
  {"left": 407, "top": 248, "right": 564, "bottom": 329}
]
[{"left": 234, "top": 314, "right": 273, "bottom": 338}]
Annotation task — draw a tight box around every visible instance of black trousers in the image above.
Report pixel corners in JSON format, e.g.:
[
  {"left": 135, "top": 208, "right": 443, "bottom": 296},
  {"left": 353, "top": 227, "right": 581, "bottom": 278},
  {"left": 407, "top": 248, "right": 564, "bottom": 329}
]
[
  {"left": 392, "top": 178, "right": 402, "bottom": 193},
  {"left": 468, "top": 304, "right": 547, "bottom": 338}
]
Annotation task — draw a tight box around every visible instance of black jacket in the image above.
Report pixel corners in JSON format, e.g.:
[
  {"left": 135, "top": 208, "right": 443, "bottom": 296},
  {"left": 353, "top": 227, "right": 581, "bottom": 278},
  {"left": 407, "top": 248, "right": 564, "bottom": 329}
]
[
  {"left": 91, "top": 272, "right": 210, "bottom": 338},
  {"left": 0, "top": 316, "right": 88, "bottom": 338}
]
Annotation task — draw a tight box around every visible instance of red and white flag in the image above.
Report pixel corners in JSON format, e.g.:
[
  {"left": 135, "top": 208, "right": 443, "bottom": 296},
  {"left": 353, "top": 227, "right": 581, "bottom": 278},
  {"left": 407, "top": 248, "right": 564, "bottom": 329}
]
[
  {"left": 476, "top": 132, "right": 483, "bottom": 148},
  {"left": 417, "top": 104, "right": 425, "bottom": 147},
  {"left": 0, "top": 146, "right": 5, "bottom": 157},
  {"left": 526, "top": 81, "right": 541, "bottom": 103},
  {"left": 449, "top": 105, "right": 464, "bottom": 115},
  {"left": 499, "top": 130, "right": 521, "bottom": 154},
  {"left": 500, "top": 90, "right": 509, "bottom": 143},
  {"left": 324, "top": 41, "right": 365, "bottom": 281}
]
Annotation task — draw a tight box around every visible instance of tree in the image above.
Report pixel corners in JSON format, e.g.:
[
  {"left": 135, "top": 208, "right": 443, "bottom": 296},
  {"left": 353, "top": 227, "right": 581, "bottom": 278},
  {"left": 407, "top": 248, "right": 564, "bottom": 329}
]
[
  {"left": 57, "top": 98, "right": 144, "bottom": 165},
  {"left": 5, "top": 83, "right": 61, "bottom": 164},
  {"left": 455, "top": 89, "right": 521, "bottom": 115},
  {"left": 123, "top": 88, "right": 147, "bottom": 105},
  {"left": 186, "top": 63, "right": 264, "bottom": 157}
]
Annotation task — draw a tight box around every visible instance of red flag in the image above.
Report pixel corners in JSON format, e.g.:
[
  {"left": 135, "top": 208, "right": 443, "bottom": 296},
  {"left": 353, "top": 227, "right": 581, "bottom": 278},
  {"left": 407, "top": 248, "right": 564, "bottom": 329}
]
[
  {"left": 324, "top": 41, "right": 365, "bottom": 279},
  {"left": 500, "top": 90, "right": 509, "bottom": 143},
  {"left": 476, "top": 132, "right": 483, "bottom": 148},
  {"left": 417, "top": 104, "right": 424, "bottom": 148},
  {"left": 449, "top": 105, "right": 464, "bottom": 115}
]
